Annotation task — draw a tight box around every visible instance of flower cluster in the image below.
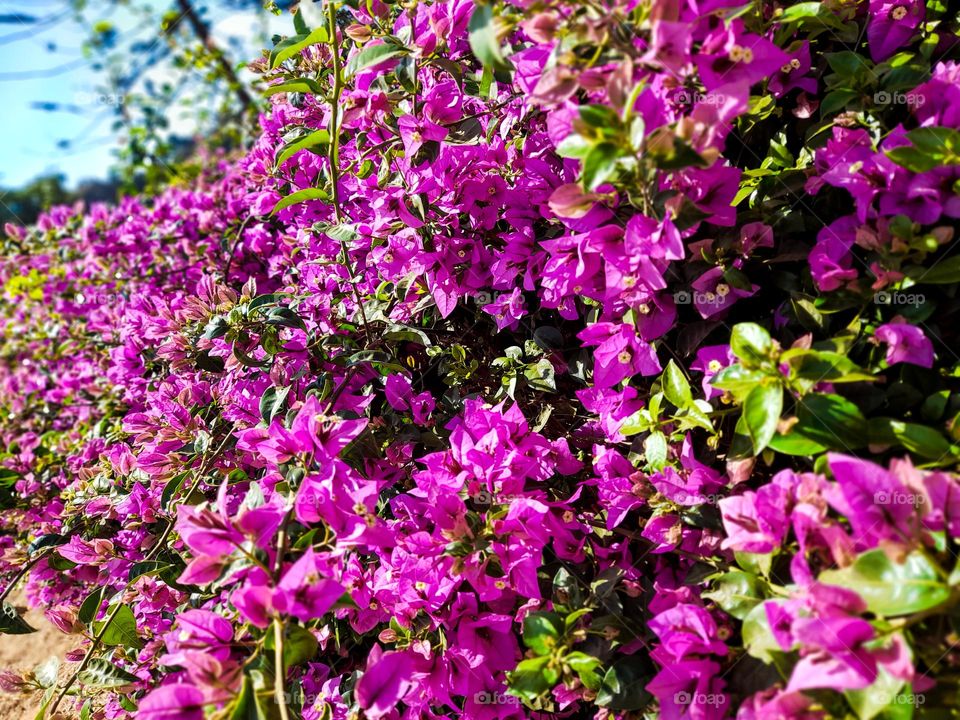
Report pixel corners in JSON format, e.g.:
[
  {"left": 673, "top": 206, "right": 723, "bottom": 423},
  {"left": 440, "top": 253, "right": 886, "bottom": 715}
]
[{"left": 0, "top": 0, "right": 959, "bottom": 719}]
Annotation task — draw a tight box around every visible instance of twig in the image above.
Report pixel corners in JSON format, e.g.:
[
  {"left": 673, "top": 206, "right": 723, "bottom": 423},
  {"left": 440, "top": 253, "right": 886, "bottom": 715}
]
[{"left": 45, "top": 432, "right": 232, "bottom": 718}]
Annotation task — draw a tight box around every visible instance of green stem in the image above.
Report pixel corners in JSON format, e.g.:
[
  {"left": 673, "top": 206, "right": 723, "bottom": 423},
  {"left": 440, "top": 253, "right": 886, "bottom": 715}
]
[
  {"left": 326, "top": 0, "right": 370, "bottom": 339},
  {"left": 274, "top": 618, "right": 291, "bottom": 720},
  {"left": 0, "top": 549, "right": 50, "bottom": 604}
]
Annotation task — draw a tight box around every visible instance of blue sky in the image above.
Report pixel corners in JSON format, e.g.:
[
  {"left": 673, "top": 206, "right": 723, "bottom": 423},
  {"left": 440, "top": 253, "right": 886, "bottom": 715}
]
[{"left": 0, "top": 1, "right": 287, "bottom": 189}]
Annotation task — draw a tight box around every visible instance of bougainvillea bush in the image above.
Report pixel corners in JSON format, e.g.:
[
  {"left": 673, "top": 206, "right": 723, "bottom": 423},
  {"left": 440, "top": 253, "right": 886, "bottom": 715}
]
[{"left": 3, "top": 0, "right": 960, "bottom": 718}]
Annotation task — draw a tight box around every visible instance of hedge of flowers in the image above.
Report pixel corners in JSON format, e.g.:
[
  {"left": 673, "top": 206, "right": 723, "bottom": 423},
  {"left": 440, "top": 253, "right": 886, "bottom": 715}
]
[{"left": 2, "top": 0, "right": 960, "bottom": 718}]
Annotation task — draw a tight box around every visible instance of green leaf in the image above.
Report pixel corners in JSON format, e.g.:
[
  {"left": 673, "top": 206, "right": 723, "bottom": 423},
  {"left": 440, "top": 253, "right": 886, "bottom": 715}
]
[
  {"left": 703, "top": 570, "right": 764, "bottom": 620},
  {"left": 265, "top": 623, "right": 319, "bottom": 669},
  {"left": 271, "top": 188, "right": 330, "bottom": 215},
  {"left": 264, "top": 306, "right": 307, "bottom": 331},
  {"left": 0, "top": 601, "right": 35, "bottom": 635},
  {"left": 911, "top": 254, "right": 960, "bottom": 285},
  {"left": 595, "top": 656, "right": 654, "bottom": 711},
  {"left": 794, "top": 393, "right": 867, "bottom": 451},
  {"left": 566, "top": 651, "right": 603, "bottom": 691},
  {"left": 127, "top": 561, "right": 167, "bottom": 583},
  {"left": 269, "top": 27, "right": 330, "bottom": 69},
  {"left": 819, "top": 88, "right": 859, "bottom": 116},
  {"left": 77, "top": 658, "right": 139, "bottom": 689},
  {"left": 260, "top": 385, "right": 291, "bottom": 424},
  {"left": 643, "top": 431, "right": 668, "bottom": 470},
  {"left": 868, "top": 417, "right": 952, "bottom": 459},
  {"left": 886, "top": 127, "right": 960, "bottom": 172},
  {"left": 28, "top": 534, "right": 67, "bottom": 555},
  {"left": 274, "top": 129, "right": 331, "bottom": 168},
  {"left": 662, "top": 360, "right": 693, "bottom": 408},
  {"left": 767, "top": 430, "right": 828, "bottom": 455},
  {"left": 730, "top": 323, "right": 773, "bottom": 367},
  {"left": 742, "top": 383, "right": 783, "bottom": 455},
  {"left": 345, "top": 42, "right": 407, "bottom": 77},
  {"left": 523, "top": 612, "right": 562, "bottom": 655},
  {"left": 783, "top": 349, "right": 874, "bottom": 384},
  {"left": 78, "top": 586, "right": 110, "bottom": 625},
  {"left": 819, "top": 550, "right": 949, "bottom": 617},
  {"left": 578, "top": 104, "right": 621, "bottom": 130},
  {"left": 95, "top": 605, "right": 143, "bottom": 649},
  {"left": 160, "top": 471, "right": 189, "bottom": 510},
  {"left": 262, "top": 79, "right": 324, "bottom": 97},
  {"left": 777, "top": 2, "right": 824, "bottom": 23},
  {"left": 467, "top": 3, "right": 513, "bottom": 74},
  {"left": 227, "top": 674, "right": 258, "bottom": 720},
  {"left": 581, "top": 142, "right": 620, "bottom": 190},
  {"left": 711, "top": 364, "right": 767, "bottom": 401},
  {"left": 507, "top": 656, "right": 552, "bottom": 703},
  {"left": 845, "top": 667, "right": 909, "bottom": 720}
]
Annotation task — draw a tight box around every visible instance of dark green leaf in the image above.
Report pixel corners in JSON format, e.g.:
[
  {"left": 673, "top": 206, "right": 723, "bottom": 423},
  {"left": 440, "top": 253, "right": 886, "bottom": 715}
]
[
  {"left": 275, "top": 129, "right": 331, "bottom": 168},
  {"left": 581, "top": 142, "right": 620, "bottom": 190},
  {"left": 269, "top": 27, "right": 330, "bottom": 69},
  {"left": 95, "top": 605, "right": 143, "bottom": 649},
  {"left": 794, "top": 393, "right": 867, "bottom": 450},
  {"left": 345, "top": 42, "right": 407, "bottom": 77},
  {"left": 595, "top": 656, "right": 654, "bottom": 711},
  {"left": 0, "top": 601, "right": 35, "bottom": 635},
  {"left": 260, "top": 385, "right": 292, "bottom": 424},
  {"left": 703, "top": 570, "right": 764, "bottom": 620},
  {"left": 77, "top": 658, "right": 139, "bottom": 689}
]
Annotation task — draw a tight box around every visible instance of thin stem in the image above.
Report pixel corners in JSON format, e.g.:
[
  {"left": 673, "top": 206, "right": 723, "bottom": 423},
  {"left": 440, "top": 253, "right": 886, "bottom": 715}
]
[
  {"left": 0, "top": 549, "right": 50, "bottom": 605},
  {"left": 273, "top": 619, "right": 291, "bottom": 720},
  {"left": 326, "top": 0, "right": 371, "bottom": 339},
  {"left": 46, "top": 432, "right": 231, "bottom": 718}
]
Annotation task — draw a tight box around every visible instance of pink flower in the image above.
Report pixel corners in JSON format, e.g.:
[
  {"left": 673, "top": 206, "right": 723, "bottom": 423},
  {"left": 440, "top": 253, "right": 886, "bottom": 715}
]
[
  {"left": 867, "top": 0, "right": 924, "bottom": 62},
  {"left": 874, "top": 319, "right": 935, "bottom": 368},
  {"left": 273, "top": 549, "right": 346, "bottom": 623},
  {"left": 578, "top": 322, "right": 661, "bottom": 388},
  {"left": 355, "top": 648, "right": 415, "bottom": 719},
  {"left": 138, "top": 684, "right": 206, "bottom": 720}
]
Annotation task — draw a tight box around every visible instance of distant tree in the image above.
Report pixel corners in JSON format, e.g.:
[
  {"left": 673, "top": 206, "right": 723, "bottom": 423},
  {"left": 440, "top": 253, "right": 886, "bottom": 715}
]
[
  {"left": 22, "top": 0, "right": 294, "bottom": 193},
  {"left": 0, "top": 175, "right": 72, "bottom": 231}
]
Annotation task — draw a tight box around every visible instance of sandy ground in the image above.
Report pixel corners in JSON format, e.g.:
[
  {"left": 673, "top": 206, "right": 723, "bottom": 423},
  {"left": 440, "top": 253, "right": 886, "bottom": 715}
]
[{"left": 0, "top": 593, "right": 76, "bottom": 720}]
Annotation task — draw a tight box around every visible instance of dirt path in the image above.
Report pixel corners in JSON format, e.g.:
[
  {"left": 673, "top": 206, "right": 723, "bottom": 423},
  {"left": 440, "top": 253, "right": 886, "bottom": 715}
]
[{"left": 0, "top": 594, "right": 76, "bottom": 720}]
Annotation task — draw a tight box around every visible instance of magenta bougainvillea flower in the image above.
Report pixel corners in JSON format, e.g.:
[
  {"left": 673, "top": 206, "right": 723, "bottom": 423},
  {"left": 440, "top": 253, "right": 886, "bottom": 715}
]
[
  {"left": 874, "top": 319, "right": 935, "bottom": 367},
  {"left": 867, "top": 0, "right": 925, "bottom": 61}
]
